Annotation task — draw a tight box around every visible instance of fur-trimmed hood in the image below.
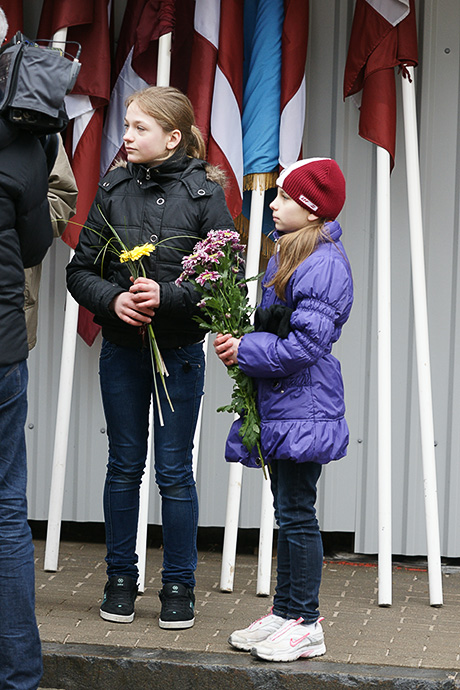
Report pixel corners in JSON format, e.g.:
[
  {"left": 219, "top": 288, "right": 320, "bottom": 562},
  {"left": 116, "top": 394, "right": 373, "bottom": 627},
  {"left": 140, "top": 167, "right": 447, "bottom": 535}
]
[
  {"left": 204, "top": 162, "right": 227, "bottom": 188},
  {"left": 110, "top": 156, "right": 227, "bottom": 189}
]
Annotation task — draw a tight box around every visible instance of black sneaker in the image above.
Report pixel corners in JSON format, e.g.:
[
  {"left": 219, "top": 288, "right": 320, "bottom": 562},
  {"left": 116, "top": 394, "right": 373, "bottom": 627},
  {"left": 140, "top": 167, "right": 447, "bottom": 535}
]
[
  {"left": 158, "top": 583, "right": 195, "bottom": 629},
  {"left": 100, "top": 575, "right": 138, "bottom": 623}
]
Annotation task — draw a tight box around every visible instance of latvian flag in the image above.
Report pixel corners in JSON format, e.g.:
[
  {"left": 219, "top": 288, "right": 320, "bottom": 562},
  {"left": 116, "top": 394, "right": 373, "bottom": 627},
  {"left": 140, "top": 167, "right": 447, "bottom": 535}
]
[{"left": 344, "top": 0, "right": 418, "bottom": 170}]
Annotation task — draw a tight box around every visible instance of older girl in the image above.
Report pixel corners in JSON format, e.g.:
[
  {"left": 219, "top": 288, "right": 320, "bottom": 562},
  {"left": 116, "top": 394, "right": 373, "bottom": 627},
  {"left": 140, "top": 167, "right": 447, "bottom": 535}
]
[{"left": 67, "top": 86, "right": 233, "bottom": 629}]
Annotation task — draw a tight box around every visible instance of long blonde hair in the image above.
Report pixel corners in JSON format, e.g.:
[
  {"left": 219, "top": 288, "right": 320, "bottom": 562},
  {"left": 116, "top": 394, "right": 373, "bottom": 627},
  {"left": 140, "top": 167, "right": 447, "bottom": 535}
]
[
  {"left": 126, "top": 86, "right": 206, "bottom": 160},
  {"left": 266, "top": 220, "right": 332, "bottom": 300}
]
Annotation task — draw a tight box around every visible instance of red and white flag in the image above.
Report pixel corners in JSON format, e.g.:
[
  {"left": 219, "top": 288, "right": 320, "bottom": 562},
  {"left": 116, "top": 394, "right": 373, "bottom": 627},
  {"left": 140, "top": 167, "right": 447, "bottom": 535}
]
[
  {"left": 1, "top": 0, "right": 22, "bottom": 40},
  {"left": 39, "top": 0, "right": 112, "bottom": 345},
  {"left": 188, "top": 1, "right": 244, "bottom": 219},
  {"left": 100, "top": 0, "right": 195, "bottom": 177},
  {"left": 279, "top": 0, "right": 309, "bottom": 169},
  {"left": 343, "top": 0, "right": 418, "bottom": 170}
]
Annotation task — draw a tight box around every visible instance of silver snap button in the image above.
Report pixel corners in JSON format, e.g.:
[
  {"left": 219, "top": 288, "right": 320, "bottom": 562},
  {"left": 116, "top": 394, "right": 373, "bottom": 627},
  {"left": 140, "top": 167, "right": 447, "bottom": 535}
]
[
  {"left": 157, "top": 198, "right": 165, "bottom": 205},
  {"left": 150, "top": 234, "right": 158, "bottom": 243},
  {"left": 197, "top": 188, "right": 206, "bottom": 196},
  {"left": 102, "top": 182, "right": 109, "bottom": 187}
]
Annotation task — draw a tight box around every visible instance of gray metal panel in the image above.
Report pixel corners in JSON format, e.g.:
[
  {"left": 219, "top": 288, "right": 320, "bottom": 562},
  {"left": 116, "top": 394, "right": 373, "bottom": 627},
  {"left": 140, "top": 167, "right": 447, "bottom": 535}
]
[{"left": 24, "top": 0, "right": 460, "bottom": 557}]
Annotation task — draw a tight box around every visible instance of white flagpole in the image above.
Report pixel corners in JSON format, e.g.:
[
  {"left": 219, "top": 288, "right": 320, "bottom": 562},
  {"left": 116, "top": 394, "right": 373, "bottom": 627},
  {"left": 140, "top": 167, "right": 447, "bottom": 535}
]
[
  {"left": 192, "top": 334, "right": 208, "bottom": 479},
  {"left": 220, "top": 177, "right": 274, "bottom": 594},
  {"left": 136, "top": 30, "right": 173, "bottom": 591},
  {"left": 248, "top": 183, "right": 274, "bottom": 598},
  {"left": 44, "top": 254, "right": 78, "bottom": 571},
  {"left": 135, "top": 407, "right": 153, "bottom": 594},
  {"left": 156, "top": 33, "right": 172, "bottom": 86},
  {"left": 44, "top": 27, "right": 75, "bottom": 572},
  {"left": 220, "top": 462, "right": 243, "bottom": 592},
  {"left": 256, "top": 475, "right": 274, "bottom": 596},
  {"left": 400, "top": 67, "right": 443, "bottom": 606},
  {"left": 376, "top": 146, "right": 393, "bottom": 606}
]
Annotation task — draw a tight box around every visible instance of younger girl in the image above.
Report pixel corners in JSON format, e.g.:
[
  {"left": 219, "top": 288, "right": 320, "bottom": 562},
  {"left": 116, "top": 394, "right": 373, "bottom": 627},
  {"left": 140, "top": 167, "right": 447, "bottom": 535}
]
[
  {"left": 214, "top": 158, "right": 353, "bottom": 662},
  {"left": 67, "top": 86, "right": 234, "bottom": 629}
]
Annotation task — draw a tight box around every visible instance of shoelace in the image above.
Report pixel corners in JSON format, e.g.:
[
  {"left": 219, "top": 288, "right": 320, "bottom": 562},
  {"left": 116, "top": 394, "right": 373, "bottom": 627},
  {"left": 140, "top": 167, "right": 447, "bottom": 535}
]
[
  {"left": 160, "top": 592, "right": 191, "bottom": 613},
  {"left": 106, "top": 585, "right": 135, "bottom": 606}
]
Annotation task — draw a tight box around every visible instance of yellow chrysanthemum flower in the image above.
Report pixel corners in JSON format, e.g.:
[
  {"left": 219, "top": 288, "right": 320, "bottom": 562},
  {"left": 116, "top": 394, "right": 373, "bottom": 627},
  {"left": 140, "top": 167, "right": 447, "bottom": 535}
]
[{"left": 119, "top": 243, "right": 156, "bottom": 263}]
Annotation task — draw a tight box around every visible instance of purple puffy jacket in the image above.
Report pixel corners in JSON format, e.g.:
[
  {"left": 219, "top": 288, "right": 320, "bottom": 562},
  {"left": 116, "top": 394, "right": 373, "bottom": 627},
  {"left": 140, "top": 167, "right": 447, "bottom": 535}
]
[{"left": 225, "top": 220, "right": 353, "bottom": 467}]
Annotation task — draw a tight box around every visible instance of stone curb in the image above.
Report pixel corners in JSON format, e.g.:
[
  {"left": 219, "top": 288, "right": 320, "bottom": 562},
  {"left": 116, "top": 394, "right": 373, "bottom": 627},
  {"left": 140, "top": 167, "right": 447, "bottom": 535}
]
[{"left": 42, "top": 642, "right": 460, "bottom": 690}]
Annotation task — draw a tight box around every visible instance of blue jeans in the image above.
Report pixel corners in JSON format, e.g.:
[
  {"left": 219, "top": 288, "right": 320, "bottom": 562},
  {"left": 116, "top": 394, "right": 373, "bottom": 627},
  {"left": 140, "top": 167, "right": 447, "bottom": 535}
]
[
  {"left": 99, "top": 340, "right": 205, "bottom": 588},
  {"left": 270, "top": 459, "right": 323, "bottom": 624},
  {"left": 0, "top": 361, "right": 42, "bottom": 690}
]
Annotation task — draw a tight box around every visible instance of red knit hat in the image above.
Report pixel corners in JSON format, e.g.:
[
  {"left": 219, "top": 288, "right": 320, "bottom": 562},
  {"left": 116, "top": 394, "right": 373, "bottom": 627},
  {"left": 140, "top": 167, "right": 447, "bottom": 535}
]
[{"left": 276, "top": 157, "right": 346, "bottom": 220}]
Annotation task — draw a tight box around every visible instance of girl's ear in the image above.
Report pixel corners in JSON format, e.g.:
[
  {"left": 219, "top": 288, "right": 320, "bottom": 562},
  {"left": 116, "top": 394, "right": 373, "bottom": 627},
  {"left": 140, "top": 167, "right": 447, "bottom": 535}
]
[
  {"left": 307, "top": 212, "right": 319, "bottom": 221},
  {"left": 167, "top": 129, "right": 182, "bottom": 150}
]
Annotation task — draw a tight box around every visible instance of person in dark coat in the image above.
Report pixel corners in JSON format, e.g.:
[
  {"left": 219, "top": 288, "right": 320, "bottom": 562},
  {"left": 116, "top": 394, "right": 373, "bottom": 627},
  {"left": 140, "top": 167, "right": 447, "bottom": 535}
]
[
  {"left": 66, "top": 86, "right": 234, "bottom": 630},
  {"left": 214, "top": 158, "right": 353, "bottom": 662},
  {"left": 0, "top": 9, "right": 54, "bottom": 689}
]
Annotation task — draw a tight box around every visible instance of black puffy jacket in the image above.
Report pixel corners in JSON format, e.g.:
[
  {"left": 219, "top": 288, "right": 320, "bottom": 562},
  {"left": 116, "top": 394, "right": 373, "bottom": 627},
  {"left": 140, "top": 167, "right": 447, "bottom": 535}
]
[
  {"left": 66, "top": 151, "right": 234, "bottom": 349},
  {"left": 0, "top": 119, "right": 53, "bottom": 366}
]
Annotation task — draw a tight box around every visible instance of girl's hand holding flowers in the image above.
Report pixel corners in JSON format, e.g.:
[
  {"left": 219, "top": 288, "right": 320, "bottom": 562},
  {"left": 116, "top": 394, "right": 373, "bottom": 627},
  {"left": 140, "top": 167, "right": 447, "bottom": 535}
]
[
  {"left": 129, "top": 276, "right": 160, "bottom": 312},
  {"left": 110, "top": 277, "right": 159, "bottom": 326},
  {"left": 110, "top": 292, "right": 152, "bottom": 326},
  {"left": 214, "top": 333, "right": 241, "bottom": 367}
]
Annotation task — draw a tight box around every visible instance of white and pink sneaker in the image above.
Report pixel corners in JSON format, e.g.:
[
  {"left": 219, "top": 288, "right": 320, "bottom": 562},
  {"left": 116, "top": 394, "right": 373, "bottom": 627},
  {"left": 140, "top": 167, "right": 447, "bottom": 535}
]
[
  {"left": 250, "top": 617, "right": 326, "bottom": 662},
  {"left": 228, "top": 610, "right": 287, "bottom": 651}
]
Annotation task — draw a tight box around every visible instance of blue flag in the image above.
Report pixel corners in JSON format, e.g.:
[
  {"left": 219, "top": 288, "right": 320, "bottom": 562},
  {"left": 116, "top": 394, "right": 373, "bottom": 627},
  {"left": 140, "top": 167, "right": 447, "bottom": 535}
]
[{"left": 242, "top": 0, "right": 284, "bottom": 178}]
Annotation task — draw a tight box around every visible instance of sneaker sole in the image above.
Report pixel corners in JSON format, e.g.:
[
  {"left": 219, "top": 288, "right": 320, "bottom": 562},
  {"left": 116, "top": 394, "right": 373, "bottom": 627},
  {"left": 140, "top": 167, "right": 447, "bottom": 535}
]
[
  {"left": 159, "top": 617, "right": 195, "bottom": 630},
  {"left": 250, "top": 642, "right": 326, "bottom": 662},
  {"left": 100, "top": 609, "right": 135, "bottom": 624},
  {"left": 228, "top": 636, "right": 253, "bottom": 652}
]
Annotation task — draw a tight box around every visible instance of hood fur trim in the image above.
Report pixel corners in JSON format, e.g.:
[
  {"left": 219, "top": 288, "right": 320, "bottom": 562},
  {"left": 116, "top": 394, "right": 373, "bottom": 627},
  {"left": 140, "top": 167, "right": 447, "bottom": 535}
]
[
  {"left": 205, "top": 163, "right": 227, "bottom": 189},
  {"left": 110, "top": 158, "right": 128, "bottom": 171},
  {"left": 110, "top": 157, "right": 228, "bottom": 189}
]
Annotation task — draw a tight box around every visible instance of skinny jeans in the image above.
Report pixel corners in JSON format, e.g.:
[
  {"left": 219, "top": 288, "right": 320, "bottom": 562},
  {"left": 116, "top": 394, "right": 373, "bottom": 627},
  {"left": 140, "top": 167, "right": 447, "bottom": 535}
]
[
  {"left": 270, "top": 458, "right": 323, "bottom": 623},
  {"left": 99, "top": 340, "right": 205, "bottom": 588}
]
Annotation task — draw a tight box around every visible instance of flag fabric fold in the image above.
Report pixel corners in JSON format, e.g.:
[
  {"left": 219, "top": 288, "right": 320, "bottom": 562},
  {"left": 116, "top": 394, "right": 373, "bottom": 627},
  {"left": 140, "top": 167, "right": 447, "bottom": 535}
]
[
  {"left": 1, "top": 0, "right": 23, "bottom": 40},
  {"left": 242, "top": 0, "right": 283, "bottom": 185},
  {"left": 343, "top": 0, "right": 418, "bottom": 170},
  {"left": 279, "top": 0, "right": 309, "bottom": 169},
  {"left": 188, "top": 0, "right": 308, "bottom": 222},
  {"left": 39, "top": 0, "right": 112, "bottom": 346},
  {"left": 243, "top": 0, "right": 309, "bottom": 183},
  {"left": 240, "top": 0, "right": 309, "bottom": 255},
  {"left": 187, "top": 0, "right": 220, "bottom": 151},
  {"left": 188, "top": 0, "right": 244, "bottom": 220}
]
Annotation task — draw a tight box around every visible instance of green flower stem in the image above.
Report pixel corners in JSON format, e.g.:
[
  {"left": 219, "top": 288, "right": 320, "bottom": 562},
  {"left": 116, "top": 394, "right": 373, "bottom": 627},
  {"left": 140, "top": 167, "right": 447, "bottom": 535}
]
[
  {"left": 239, "top": 379, "right": 269, "bottom": 480},
  {"left": 256, "top": 440, "right": 268, "bottom": 480},
  {"left": 148, "top": 324, "right": 174, "bottom": 414},
  {"left": 218, "top": 364, "right": 269, "bottom": 480},
  {"left": 149, "top": 339, "right": 163, "bottom": 427}
]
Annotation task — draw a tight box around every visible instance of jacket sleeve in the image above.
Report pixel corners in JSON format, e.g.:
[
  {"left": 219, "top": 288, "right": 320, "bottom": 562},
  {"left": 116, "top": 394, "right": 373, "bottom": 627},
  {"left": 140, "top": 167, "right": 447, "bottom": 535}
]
[
  {"left": 12, "top": 141, "right": 53, "bottom": 268},
  {"left": 47, "top": 138, "right": 78, "bottom": 238},
  {"left": 237, "top": 251, "right": 353, "bottom": 378},
  {"left": 66, "top": 192, "right": 125, "bottom": 319},
  {"left": 157, "top": 183, "right": 235, "bottom": 317}
]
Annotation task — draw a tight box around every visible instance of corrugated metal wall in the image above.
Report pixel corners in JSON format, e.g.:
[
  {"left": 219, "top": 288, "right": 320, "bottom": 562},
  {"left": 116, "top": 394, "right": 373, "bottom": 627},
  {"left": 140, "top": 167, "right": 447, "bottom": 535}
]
[{"left": 24, "top": 0, "right": 460, "bottom": 557}]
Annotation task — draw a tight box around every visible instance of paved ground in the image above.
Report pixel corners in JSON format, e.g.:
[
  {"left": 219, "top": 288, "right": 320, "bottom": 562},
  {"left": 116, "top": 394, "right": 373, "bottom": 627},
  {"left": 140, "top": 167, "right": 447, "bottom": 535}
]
[{"left": 34, "top": 538, "right": 460, "bottom": 689}]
